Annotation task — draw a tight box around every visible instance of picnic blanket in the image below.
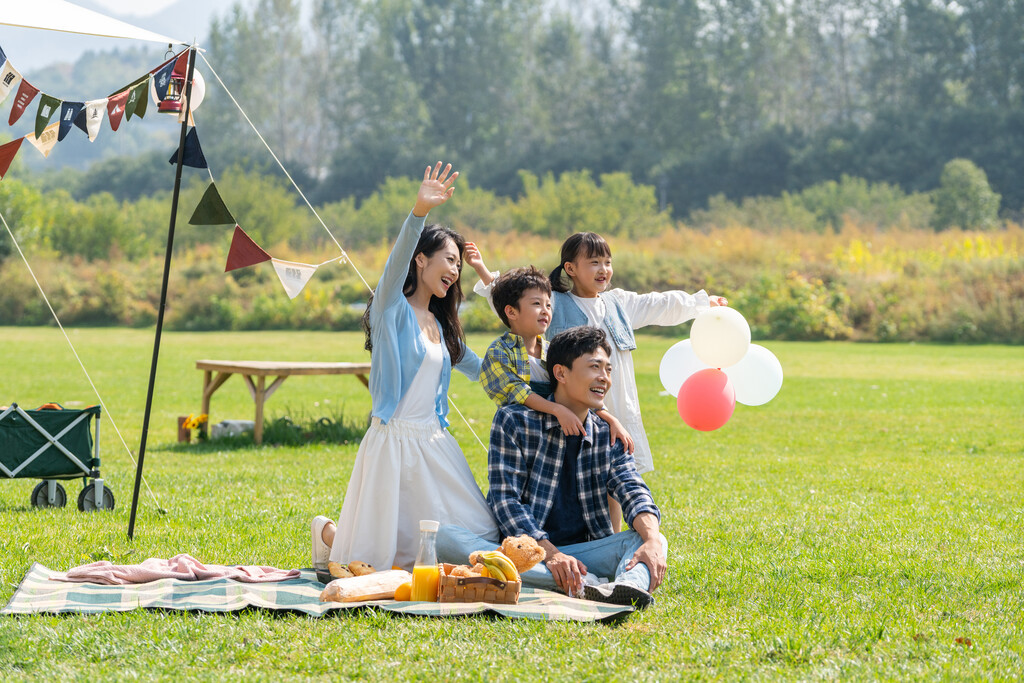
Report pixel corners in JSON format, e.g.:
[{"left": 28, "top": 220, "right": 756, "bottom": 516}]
[{"left": 2, "top": 563, "right": 633, "bottom": 621}]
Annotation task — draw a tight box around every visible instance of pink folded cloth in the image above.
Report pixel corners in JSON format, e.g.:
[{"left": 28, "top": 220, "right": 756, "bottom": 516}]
[{"left": 51, "top": 553, "right": 300, "bottom": 584}]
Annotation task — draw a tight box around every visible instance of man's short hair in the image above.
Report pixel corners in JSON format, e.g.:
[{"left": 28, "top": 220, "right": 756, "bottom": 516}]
[
  {"left": 547, "top": 326, "right": 612, "bottom": 376},
  {"left": 491, "top": 266, "right": 552, "bottom": 328}
]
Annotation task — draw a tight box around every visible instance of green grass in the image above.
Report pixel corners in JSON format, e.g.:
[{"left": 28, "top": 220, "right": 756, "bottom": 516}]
[{"left": 1, "top": 327, "right": 1022, "bottom": 680}]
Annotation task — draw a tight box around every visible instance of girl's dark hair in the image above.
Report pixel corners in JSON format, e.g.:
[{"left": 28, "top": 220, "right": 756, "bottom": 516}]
[
  {"left": 362, "top": 224, "right": 468, "bottom": 363},
  {"left": 549, "top": 232, "right": 612, "bottom": 293}
]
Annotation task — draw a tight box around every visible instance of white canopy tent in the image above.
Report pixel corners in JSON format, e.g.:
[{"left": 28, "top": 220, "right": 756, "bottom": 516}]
[{"left": 0, "top": 0, "right": 184, "bottom": 46}]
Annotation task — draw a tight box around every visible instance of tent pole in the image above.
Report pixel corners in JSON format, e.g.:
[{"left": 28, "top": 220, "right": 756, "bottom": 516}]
[{"left": 128, "top": 45, "right": 197, "bottom": 540}]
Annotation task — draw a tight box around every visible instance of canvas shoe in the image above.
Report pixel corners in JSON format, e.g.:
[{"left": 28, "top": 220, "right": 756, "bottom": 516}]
[
  {"left": 583, "top": 582, "right": 655, "bottom": 610},
  {"left": 311, "top": 515, "right": 333, "bottom": 570}
]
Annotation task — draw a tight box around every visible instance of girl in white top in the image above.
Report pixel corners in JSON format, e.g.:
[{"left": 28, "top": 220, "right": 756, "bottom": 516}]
[
  {"left": 312, "top": 162, "right": 499, "bottom": 572},
  {"left": 546, "top": 232, "right": 728, "bottom": 477}
]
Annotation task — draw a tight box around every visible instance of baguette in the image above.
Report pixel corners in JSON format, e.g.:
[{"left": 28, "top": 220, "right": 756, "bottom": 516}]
[{"left": 319, "top": 569, "right": 413, "bottom": 603}]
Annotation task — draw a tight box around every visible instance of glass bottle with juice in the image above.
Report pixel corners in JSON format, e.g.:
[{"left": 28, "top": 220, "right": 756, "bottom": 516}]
[{"left": 411, "top": 519, "right": 440, "bottom": 602}]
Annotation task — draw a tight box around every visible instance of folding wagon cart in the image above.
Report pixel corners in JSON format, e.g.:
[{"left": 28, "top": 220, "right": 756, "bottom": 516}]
[{"left": 0, "top": 404, "right": 115, "bottom": 511}]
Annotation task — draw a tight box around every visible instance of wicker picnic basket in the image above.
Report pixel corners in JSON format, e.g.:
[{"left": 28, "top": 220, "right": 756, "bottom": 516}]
[{"left": 437, "top": 563, "right": 521, "bottom": 604}]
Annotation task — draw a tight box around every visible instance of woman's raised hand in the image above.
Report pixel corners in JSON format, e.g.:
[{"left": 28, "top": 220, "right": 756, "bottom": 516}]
[{"left": 413, "top": 162, "right": 459, "bottom": 217}]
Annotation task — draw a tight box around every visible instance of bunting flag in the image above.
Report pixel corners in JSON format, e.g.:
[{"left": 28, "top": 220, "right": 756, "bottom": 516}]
[
  {"left": 106, "top": 90, "right": 128, "bottom": 131},
  {"left": 34, "top": 93, "right": 62, "bottom": 139},
  {"left": 9, "top": 79, "right": 39, "bottom": 126},
  {"left": 73, "top": 98, "right": 108, "bottom": 142},
  {"left": 224, "top": 225, "right": 272, "bottom": 272},
  {"left": 151, "top": 55, "right": 177, "bottom": 102},
  {"left": 0, "top": 137, "right": 23, "bottom": 180},
  {"left": 168, "top": 127, "right": 207, "bottom": 168},
  {"left": 271, "top": 259, "right": 319, "bottom": 299},
  {"left": 125, "top": 77, "right": 149, "bottom": 121},
  {"left": 189, "top": 183, "right": 235, "bottom": 225},
  {"left": 25, "top": 122, "right": 59, "bottom": 158},
  {"left": 57, "top": 101, "right": 85, "bottom": 142},
  {"left": 0, "top": 61, "right": 20, "bottom": 105}
]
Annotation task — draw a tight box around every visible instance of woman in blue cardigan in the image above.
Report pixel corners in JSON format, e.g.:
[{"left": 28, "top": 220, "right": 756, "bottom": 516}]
[{"left": 312, "top": 162, "right": 498, "bottom": 572}]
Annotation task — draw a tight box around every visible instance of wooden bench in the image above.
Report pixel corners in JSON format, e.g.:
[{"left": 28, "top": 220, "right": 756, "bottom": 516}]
[{"left": 196, "top": 360, "right": 371, "bottom": 445}]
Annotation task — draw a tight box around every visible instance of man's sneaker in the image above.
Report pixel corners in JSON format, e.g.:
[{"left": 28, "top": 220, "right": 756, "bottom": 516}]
[
  {"left": 311, "top": 515, "right": 333, "bottom": 571},
  {"left": 583, "top": 582, "right": 655, "bottom": 610}
]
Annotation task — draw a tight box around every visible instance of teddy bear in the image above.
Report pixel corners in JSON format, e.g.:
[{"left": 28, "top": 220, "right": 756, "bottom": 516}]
[{"left": 499, "top": 534, "right": 546, "bottom": 573}]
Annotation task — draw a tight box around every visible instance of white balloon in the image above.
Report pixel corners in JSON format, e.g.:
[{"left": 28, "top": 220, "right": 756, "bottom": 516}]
[
  {"left": 723, "top": 344, "right": 783, "bottom": 406},
  {"left": 690, "top": 306, "right": 751, "bottom": 369},
  {"left": 659, "top": 339, "right": 710, "bottom": 397}
]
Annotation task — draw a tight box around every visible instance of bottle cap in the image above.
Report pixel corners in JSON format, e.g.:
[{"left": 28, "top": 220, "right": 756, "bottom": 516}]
[{"left": 420, "top": 519, "right": 439, "bottom": 532}]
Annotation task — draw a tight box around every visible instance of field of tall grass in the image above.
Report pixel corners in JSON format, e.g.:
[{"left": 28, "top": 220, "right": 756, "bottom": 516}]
[{"left": 2, "top": 222, "right": 1021, "bottom": 344}]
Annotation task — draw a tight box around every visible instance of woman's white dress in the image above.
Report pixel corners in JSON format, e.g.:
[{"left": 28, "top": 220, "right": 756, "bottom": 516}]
[{"left": 330, "top": 331, "right": 499, "bottom": 570}]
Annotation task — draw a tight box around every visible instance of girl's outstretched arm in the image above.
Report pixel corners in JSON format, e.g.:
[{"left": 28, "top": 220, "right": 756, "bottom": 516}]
[{"left": 464, "top": 242, "right": 495, "bottom": 286}]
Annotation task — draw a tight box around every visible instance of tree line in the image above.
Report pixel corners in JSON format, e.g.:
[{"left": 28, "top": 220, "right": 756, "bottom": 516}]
[{"left": 192, "top": 0, "right": 1024, "bottom": 216}]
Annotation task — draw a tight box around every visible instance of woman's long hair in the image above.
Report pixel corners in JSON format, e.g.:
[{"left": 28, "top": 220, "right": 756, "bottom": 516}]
[
  {"left": 549, "top": 232, "right": 612, "bottom": 293},
  {"left": 362, "top": 224, "right": 468, "bottom": 363}
]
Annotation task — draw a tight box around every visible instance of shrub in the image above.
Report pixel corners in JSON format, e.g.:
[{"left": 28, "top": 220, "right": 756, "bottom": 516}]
[{"left": 931, "top": 159, "right": 1001, "bottom": 231}]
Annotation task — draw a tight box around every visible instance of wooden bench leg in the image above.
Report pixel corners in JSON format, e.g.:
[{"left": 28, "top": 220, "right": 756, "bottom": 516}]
[{"left": 201, "top": 370, "right": 232, "bottom": 440}]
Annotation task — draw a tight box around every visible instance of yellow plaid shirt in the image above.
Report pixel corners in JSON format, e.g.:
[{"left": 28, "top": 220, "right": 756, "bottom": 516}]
[{"left": 480, "top": 331, "right": 549, "bottom": 406}]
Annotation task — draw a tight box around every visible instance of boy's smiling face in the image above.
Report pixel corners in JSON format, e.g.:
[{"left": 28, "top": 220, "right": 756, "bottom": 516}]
[{"left": 505, "top": 287, "right": 552, "bottom": 340}]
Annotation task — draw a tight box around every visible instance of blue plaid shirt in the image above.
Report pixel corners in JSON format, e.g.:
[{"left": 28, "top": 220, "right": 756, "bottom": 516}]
[
  {"left": 486, "top": 403, "right": 660, "bottom": 544},
  {"left": 479, "top": 331, "right": 548, "bottom": 406}
]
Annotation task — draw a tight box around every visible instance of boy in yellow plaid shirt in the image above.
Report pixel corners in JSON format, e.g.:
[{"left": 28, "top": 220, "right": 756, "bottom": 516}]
[{"left": 479, "top": 267, "right": 635, "bottom": 532}]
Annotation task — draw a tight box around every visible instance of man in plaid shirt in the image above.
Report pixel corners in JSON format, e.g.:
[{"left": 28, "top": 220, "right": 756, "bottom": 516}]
[{"left": 439, "top": 326, "right": 667, "bottom": 608}]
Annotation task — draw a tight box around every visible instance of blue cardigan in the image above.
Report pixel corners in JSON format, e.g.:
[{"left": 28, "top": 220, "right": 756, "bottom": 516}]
[{"left": 366, "top": 211, "right": 481, "bottom": 428}]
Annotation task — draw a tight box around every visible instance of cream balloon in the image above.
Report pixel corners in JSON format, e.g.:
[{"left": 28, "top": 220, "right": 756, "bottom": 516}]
[
  {"left": 723, "top": 344, "right": 783, "bottom": 406},
  {"left": 658, "top": 339, "right": 710, "bottom": 397},
  {"left": 690, "top": 306, "right": 751, "bottom": 369}
]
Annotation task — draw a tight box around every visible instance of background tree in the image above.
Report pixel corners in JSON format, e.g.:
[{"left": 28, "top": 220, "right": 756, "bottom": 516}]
[{"left": 931, "top": 158, "right": 1001, "bottom": 231}]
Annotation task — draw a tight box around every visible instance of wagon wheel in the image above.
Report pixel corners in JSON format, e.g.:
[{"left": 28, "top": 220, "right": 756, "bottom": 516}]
[
  {"left": 31, "top": 481, "right": 67, "bottom": 509},
  {"left": 77, "top": 484, "right": 116, "bottom": 512}
]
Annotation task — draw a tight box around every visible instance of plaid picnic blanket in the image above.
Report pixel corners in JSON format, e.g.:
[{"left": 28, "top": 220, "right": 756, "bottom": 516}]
[{"left": 2, "top": 563, "right": 632, "bottom": 621}]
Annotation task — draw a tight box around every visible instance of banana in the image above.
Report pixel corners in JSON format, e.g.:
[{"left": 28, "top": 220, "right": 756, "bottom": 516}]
[{"left": 478, "top": 551, "right": 520, "bottom": 582}]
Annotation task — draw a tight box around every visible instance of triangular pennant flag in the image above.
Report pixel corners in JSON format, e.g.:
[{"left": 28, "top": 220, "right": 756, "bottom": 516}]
[
  {"left": 35, "top": 93, "right": 62, "bottom": 139},
  {"left": 151, "top": 56, "right": 176, "bottom": 101},
  {"left": 9, "top": 79, "right": 38, "bottom": 125},
  {"left": 0, "top": 138, "right": 24, "bottom": 180},
  {"left": 225, "top": 225, "right": 272, "bottom": 272},
  {"left": 189, "top": 183, "right": 235, "bottom": 225},
  {"left": 0, "top": 45, "right": 6, "bottom": 65},
  {"left": 73, "top": 98, "right": 107, "bottom": 141},
  {"left": 125, "top": 77, "right": 149, "bottom": 120},
  {"left": 106, "top": 90, "right": 128, "bottom": 131},
  {"left": 25, "top": 122, "right": 59, "bottom": 158},
  {"left": 0, "top": 61, "right": 21, "bottom": 105},
  {"left": 271, "top": 259, "right": 319, "bottom": 299},
  {"left": 57, "top": 101, "right": 85, "bottom": 142},
  {"left": 169, "top": 127, "right": 207, "bottom": 168}
]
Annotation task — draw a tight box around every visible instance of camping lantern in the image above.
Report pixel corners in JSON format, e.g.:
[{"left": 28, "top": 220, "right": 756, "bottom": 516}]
[{"left": 158, "top": 64, "right": 186, "bottom": 114}]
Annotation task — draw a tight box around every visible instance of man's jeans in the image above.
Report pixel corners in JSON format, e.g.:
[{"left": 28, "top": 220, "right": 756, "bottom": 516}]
[{"left": 437, "top": 525, "right": 666, "bottom": 592}]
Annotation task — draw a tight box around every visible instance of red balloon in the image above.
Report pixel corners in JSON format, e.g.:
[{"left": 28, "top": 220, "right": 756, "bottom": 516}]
[{"left": 677, "top": 368, "right": 736, "bottom": 431}]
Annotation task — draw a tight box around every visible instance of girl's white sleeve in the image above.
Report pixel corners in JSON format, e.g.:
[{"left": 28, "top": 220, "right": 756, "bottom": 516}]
[
  {"left": 614, "top": 288, "right": 711, "bottom": 329},
  {"left": 472, "top": 271, "right": 500, "bottom": 316}
]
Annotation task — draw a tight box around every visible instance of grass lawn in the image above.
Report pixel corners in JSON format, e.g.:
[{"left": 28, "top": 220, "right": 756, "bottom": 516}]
[{"left": 1, "top": 327, "right": 1022, "bottom": 680}]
